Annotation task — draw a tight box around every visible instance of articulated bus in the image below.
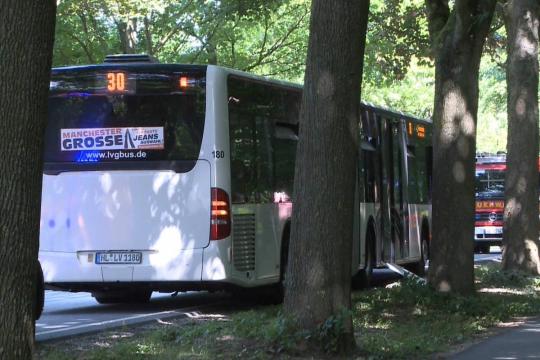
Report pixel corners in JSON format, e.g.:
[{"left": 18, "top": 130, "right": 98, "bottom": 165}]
[
  {"left": 39, "top": 54, "right": 432, "bottom": 304},
  {"left": 474, "top": 154, "right": 540, "bottom": 253}
]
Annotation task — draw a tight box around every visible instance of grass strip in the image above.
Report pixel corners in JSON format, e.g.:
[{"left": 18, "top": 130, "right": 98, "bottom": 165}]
[{"left": 38, "top": 263, "right": 540, "bottom": 359}]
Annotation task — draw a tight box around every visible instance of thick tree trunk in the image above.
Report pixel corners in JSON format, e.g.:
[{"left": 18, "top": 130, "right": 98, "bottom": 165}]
[
  {"left": 283, "top": 0, "right": 369, "bottom": 353},
  {"left": 426, "top": 0, "right": 496, "bottom": 295},
  {"left": 0, "top": 0, "right": 56, "bottom": 358},
  {"left": 502, "top": 0, "right": 540, "bottom": 274},
  {"left": 143, "top": 16, "right": 154, "bottom": 56},
  {"left": 117, "top": 18, "right": 137, "bottom": 54}
]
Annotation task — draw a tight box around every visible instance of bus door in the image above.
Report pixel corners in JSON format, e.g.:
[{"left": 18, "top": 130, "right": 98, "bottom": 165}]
[
  {"left": 396, "top": 119, "right": 410, "bottom": 259},
  {"left": 380, "top": 117, "right": 408, "bottom": 262}
]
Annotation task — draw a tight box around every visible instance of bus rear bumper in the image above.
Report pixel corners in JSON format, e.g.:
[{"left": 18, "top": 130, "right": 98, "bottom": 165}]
[{"left": 39, "top": 249, "right": 206, "bottom": 284}]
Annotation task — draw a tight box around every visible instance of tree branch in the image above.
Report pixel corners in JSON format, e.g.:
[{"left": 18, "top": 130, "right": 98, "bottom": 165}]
[
  {"left": 65, "top": 31, "right": 95, "bottom": 63},
  {"left": 243, "top": 7, "right": 308, "bottom": 71},
  {"left": 425, "top": 0, "right": 450, "bottom": 42}
]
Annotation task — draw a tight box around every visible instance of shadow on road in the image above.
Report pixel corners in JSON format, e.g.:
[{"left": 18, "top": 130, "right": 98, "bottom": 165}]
[{"left": 45, "top": 291, "right": 225, "bottom": 315}]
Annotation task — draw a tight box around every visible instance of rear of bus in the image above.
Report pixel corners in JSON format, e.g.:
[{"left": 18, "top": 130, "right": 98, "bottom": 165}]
[{"left": 39, "top": 56, "right": 228, "bottom": 300}]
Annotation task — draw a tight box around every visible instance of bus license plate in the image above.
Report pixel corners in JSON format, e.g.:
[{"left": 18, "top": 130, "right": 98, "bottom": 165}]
[
  {"left": 95, "top": 252, "right": 142, "bottom": 264},
  {"left": 485, "top": 228, "right": 502, "bottom": 235}
]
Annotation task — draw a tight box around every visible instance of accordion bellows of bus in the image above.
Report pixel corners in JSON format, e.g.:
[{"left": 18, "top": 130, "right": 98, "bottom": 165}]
[{"left": 39, "top": 54, "right": 432, "bottom": 304}]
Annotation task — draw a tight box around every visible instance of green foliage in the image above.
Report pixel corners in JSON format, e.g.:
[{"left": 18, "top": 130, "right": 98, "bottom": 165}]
[
  {"left": 226, "top": 307, "right": 353, "bottom": 354},
  {"left": 53, "top": 0, "right": 310, "bottom": 80},
  {"left": 312, "top": 308, "right": 353, "bottom": 353},
  {"left": 363, "top": 59, "right": 434, "bottom": 118},
  {"left": 52, "top": 0, "right": 514, "bottom": 150},
  {"left": 477, "top": 58, "right": 507, "bottom": 152},
  {"left": 476, "top": 264, "right": 540, "bottom": 289},
  {"left": 353, "top": 271, "right": 540, "bottom": 359},
  {"left": 365, "top": 0, "right": 431, "bottom": 85},
  {"left": 54, "top": 0, "right": 122, "bottom": 65}
]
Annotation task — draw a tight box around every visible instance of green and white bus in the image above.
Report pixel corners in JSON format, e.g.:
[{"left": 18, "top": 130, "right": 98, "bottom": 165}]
[{"left": 39, "top": 54, "right": 431, "bottom": 304}]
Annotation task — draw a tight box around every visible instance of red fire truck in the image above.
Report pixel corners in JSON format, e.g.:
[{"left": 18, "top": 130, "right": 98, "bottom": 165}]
[
  {"left": 475, "top": 155, "right": 505, "bottom": 253},
  {"left": 475, "top": 154, "right": 540, "bottom": 253}
]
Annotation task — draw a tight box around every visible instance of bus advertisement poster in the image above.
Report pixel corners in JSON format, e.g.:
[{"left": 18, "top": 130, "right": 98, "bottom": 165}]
[{"left": 60, "top": 127, "right": 164, "bottom": 151}]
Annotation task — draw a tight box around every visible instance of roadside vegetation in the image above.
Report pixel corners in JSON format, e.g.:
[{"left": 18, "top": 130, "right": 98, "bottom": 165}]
[{"left": 38, "top": 263, "right": 540, "bottom": 359}]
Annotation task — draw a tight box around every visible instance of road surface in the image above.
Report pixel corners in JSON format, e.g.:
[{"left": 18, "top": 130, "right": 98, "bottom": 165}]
[{"left": 36, "top": 291, "right": 227, "bottom": 341}]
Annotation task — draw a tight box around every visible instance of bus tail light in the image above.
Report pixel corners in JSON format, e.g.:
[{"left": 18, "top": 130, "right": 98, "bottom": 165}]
[{"left": 210, "top": 188, "right": 231, "bottom": 240}]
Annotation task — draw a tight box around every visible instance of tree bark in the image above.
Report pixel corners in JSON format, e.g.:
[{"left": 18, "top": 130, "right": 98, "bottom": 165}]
[
  {"left": 143, "top": 16, "right": 154, "bottom": 56},
  {"left": 283, "top": 0, "right": 369, "bottom": 353},
  {"left": 502, "top": 0, "right": 540, "bottom": 274},
  {"left": 0, "top": 0, "right": 56, "bottom": 358},
  {"left": 206, "top": 41, "right": 218, "bottom": 65},
  {"left": 117, "top": 18, "right": 137, "bottom": 54},
  {"left": 425, "top": 0, "right": 496, "bottom": 295}
]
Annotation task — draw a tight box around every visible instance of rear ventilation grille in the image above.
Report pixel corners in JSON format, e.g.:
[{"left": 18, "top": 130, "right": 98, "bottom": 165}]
[
  {"left": 233, "top": 214, "right": 256, "bottom": 272},
  {"left": 104, "top": 54, "right": 159, "bottom": 63}
]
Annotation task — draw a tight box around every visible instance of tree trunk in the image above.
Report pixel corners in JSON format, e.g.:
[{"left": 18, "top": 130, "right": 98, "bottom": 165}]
[
  {"left": 0, "top": 0, "right": 56, "bottom": 358},
  {"left": 502, "top": 0, "right": 540, "bottom": 274},
  {"left": 117, "top": 18, "right": 137, "bottom": 54},
  {"left": 143, "top": 16, "right": 154, "bottom": 56},
  {"left": 425, "top": 0, "right": 496, "bottom": 295},
  {"left": 127, "top": 18, "right": 138, "bottom": 53},
  {"left": 283, "top": 0, "right": 369, "bottom": 353},
  {"left": 206, "top": 39, "right": 218, "bottom": 65}
]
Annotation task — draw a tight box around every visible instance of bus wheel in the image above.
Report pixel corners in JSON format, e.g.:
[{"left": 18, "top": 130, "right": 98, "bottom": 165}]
[
  {"left": 409, "top": 238, "right": 427, "bottom": 276},
  {"left": 275, "top": 249, "right": 288, "bottom": 303},
  {"left": 353, "top": 229, "right": 374, "bottom": 289},
  {"left": 34, "top": 262, "right": 45, "bottom": 321},
  {"left": 93, "top": 290, "right": 152, "bottom": 304},
  {"left": 267, "top": 226, "right": 290, "bottom": 304},
  {"left": 475, "top": 245, "right": 490, "bottom": 254}
]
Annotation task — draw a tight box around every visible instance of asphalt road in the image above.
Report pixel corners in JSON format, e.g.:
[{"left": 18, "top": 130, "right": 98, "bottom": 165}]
[
  {"left": 451, "top": 317, "right": 540, "bottom": 360},
  {"left": 475, "top": 247, "right": 502, "bottom": 263},
  {"left": 36, "top": 291, "right": 227, "bottom": 341},
  {"left": 36, "top": 251, "right": 500, "bottom": 342}
]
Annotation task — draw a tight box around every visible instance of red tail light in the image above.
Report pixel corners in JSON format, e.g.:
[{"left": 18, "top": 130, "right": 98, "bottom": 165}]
[{"left": 210, "top": 188, "right": 231, "bottom": 240}]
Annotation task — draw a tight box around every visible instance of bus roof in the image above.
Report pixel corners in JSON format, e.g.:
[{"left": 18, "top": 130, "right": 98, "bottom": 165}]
[
  {"left": 52, "top": 57, "right": 429, "bottom": 124},
  {"left": 51, "top": 63, "right": 208, "bottom": 74},
  {"left": 361, "top": 101, "right": 432, "bottom": 125}
]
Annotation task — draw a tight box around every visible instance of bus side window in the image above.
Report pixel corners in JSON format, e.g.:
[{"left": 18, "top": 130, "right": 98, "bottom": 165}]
[
  {"left": 229, "top": 76, "right": 301, "bottom": 204},
  {"left": 273, "top": 90, "right": 300, "bottom": 203},
  {"left": 229, "top": 110, "right": 256, "bottom": 203},
  {"left": 274, "top": 125, "right": 298, "bottom": 201},
  {"left": 361, "top": 140, "right": 376, "bottom": 203},
  {"left": 426, "top": 145, "right": 433, "bottom": 201},
  {"left": 412, "top": 143, "right": 429, "bottom": 203},
  {"left": 255, "top": 115, "right": 274, "bottom": 202}
]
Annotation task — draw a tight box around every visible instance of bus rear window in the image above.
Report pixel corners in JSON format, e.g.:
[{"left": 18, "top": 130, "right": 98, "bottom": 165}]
[{"left": 44, "top": 70, "right": 205, "bottom": 165}]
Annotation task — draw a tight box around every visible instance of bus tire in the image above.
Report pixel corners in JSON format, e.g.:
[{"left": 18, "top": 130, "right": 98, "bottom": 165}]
[
  {"left": 408, "top": 224, "right": 429, "bottom": 276},
  {"left": 270, "top": 223, "right": 290, "bottom": 304},
  {"left": 353, "top": 226, "right": 375, "bottom": 289},
  {"left": 35, "top": 261, "right": 45, "bottom": 321},
  {"left": 409, "top": 238, "right": 427, "bottom": 276},
  {"left": 474, "top": 244, "right": 490, "bottom": 254},
  {"left": 93, "top": 289, "right": 152, "bottom": 304}
]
